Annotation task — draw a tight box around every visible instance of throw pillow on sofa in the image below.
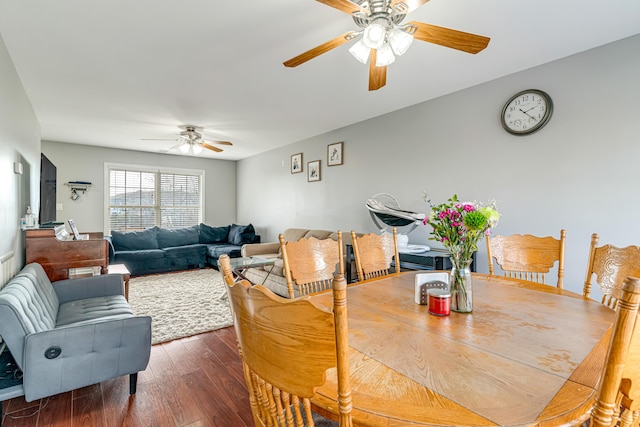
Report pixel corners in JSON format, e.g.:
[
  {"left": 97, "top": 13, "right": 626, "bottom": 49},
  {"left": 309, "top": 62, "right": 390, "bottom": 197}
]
[
  {"left": 228, "top": 223, "right": 256, "bottom": 246},
  {"left": 112, "top": 226, "right": 159, "bottom": 251},
  {"left": 199, "top": 224, "right": 230, "bottom": 244}
]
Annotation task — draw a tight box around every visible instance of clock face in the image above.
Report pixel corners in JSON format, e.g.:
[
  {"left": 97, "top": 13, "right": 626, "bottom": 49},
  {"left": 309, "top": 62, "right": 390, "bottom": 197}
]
[{"left": 501, "top": 89, "right": 553, "bottom": 135}]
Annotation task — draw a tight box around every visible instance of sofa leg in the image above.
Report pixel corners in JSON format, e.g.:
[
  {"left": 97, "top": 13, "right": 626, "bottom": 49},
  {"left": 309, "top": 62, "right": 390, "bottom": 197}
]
[{"left": 129, "top": 373, "right": 138, "bottom": 395}]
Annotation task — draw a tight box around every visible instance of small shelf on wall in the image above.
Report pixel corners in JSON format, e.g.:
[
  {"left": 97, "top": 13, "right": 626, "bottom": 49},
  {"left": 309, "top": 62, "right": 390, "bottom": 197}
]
[{"left": 65, "top": 181, "right": 92, "bottom": 200}]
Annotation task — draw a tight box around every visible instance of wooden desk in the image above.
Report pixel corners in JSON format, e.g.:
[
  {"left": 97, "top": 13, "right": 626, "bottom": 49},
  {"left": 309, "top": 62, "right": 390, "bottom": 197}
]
[
  {"left": 26, "top": 226, "right": 108, "bottom": 282},
  {"left": 311, "top": 272, "right": 615, "bottom": 426}
]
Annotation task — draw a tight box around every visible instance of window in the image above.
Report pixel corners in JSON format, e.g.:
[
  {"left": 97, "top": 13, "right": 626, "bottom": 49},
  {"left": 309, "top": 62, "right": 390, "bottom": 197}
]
[{"left": 105, "top": 163, "right": 204, "bottom": 232}]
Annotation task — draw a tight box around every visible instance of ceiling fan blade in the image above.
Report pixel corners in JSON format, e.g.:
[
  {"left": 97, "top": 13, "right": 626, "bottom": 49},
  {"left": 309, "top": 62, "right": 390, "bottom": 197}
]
[
  {"left": 284, "top": 31, "right": 356, "bottom": 67},
  {"left": 409, "top": 21, "right": 490, "bottom": 54},
  {"left": 201, "top": 142, "right": 223, "bottom": 153},
  {"left": 391, "top": 0, "right": 429, "bottom": 13},
  {"left": 202, "top": 140, "right": 233, "bottom": 146},
  {"left": 316, "top": 0, "right": 364, "bottom": 14},
  {"left": 368, "top": 50, "right": 387, "bottom": 91},
  {"left": 141, "top": 138, "right": 178, "bottom": 141}
]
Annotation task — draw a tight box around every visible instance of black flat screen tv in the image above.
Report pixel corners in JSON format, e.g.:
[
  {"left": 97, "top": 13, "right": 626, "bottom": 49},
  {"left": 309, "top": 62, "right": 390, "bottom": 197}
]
[{"left": 39, "top": 153, "right": 58, "bottom": 226}]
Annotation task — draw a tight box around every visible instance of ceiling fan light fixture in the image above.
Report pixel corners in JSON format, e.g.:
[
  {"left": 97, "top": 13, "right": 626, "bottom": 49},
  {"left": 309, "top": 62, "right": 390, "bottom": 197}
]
[
  {"left": 375, "top": 43, "right": 395, "bottom": 66},
  {"left": 388, "top": 28, "right": 414, "bottom": 56},
  {"left": 178, "top": 142, "right": 190, "bottom": 154},
  {"left": 363, "top": 18, "right": 388, "bottom": 49},
  {"left": 192, "top": 143, "right": 203, "bottom": 155},
  {"left": 349, "top": 39, "right": 370, "bottom": 64}
]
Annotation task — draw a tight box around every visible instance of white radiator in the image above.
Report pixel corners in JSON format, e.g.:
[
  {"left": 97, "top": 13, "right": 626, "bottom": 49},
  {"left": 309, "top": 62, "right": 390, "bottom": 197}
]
[{"left": 0, "top": 251, "right": 16, "bottom": 288}]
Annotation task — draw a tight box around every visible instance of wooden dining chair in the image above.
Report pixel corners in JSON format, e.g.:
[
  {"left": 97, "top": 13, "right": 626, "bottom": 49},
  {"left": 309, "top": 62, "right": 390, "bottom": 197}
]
[
  {"left": 280, "top": 231, "right": 344, "bottom": 298},
  {"left": 219, "top": 254, "right": 236, "bottom": 286},
  {"left": 350, "top": 228, "right": 400, "bottom": 282},
  {"left": 590, "top": 276, "right": 640, "bottom": 427},
  {"left": 583, "top": 233, "right": 640, "bottom": 309},
  {"left": 485, "top": 229, "right": 566, "bottom": 288},
  {"left": 221, "top": 255, "right": 353, "bottom": 427}
]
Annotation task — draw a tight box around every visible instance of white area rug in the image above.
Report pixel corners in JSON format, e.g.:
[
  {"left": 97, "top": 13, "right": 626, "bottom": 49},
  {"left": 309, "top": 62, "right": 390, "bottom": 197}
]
[{"left": 127, "top": 268, "right": 233, "bottom": 345}]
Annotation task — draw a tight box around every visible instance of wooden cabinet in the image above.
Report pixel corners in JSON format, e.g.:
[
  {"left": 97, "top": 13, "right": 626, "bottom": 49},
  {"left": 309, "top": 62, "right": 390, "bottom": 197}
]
[{"left": 25, "top": 226, "right": 108, "bottom": 281}]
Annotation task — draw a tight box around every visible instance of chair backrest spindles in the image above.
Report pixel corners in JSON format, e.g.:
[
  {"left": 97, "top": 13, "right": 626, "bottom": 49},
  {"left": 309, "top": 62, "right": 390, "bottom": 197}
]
[
  {"left": 351, "top": 228, "right": 400, "bottom": 282},
  {"left": 280, "top": 231, "right": 344, "bottom": 298}
]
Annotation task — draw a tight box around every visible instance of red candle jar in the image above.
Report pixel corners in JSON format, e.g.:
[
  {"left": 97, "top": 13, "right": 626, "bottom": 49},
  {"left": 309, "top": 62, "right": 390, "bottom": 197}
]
[{"left": 428, "top": 289, "right": 451, "bottom": 316}]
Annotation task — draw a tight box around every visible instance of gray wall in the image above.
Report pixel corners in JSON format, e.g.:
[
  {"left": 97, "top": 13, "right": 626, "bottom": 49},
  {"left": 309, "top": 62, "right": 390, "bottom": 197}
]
[
  {"left": 0, "top": 33, "right": 40, "bottom": 274},
  {"left": 237, "top": 34, "right": 640, "bottom": 298},
  {"left": 42, "top": 141, "right": 237, "bottom": 234}
]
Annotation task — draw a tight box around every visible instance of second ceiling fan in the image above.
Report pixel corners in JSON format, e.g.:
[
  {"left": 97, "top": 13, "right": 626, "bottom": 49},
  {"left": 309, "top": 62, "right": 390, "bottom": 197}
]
[
  {"left": 142, "top": 125, "right": 232, "bottom": 155},
  {"left": 284, "top": 0, "right": 490, "bottom": 91}
]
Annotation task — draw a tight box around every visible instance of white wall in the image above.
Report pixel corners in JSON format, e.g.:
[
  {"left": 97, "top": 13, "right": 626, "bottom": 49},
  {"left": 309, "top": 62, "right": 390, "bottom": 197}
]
[
  {"left": 0, "top": 33, "right": 41, "bottom": 274},
  {"left": 42, "top": 141, "right": 237, "bottom": 234},
  {"left": 237, "top": 34, "right": 640, "bottom": 298}
]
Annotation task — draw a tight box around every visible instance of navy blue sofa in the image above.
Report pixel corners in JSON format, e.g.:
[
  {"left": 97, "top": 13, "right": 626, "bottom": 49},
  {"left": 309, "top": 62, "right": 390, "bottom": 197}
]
[{"left": 106, "top": 223, "right": 259, "bottom": 276}]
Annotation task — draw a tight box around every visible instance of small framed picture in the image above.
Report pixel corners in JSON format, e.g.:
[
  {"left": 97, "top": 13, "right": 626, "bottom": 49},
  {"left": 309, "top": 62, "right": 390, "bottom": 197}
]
[
  {"left": 327, "top": 142, "right": 343, "bottom": 166},
  {"left": 291, "top": 153, "right": 303, "bottom": 174},
  {"left": 307, "top": 160, "right": 321, "bottom": 182}
]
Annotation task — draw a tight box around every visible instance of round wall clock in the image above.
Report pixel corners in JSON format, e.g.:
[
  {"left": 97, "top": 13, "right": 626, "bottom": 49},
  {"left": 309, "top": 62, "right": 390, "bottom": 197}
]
[{"left": 501, "top": 89, "right": 553, "bottom": 135}]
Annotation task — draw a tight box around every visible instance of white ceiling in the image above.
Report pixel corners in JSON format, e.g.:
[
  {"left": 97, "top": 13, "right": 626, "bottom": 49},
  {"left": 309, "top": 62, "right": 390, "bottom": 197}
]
[{"left": 1, "top": 0, "right": 639, "bottom": 160}]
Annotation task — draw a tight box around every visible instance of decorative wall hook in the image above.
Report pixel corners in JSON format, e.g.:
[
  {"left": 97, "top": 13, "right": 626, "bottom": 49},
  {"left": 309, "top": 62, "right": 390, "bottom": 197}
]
[{"left": 65, "top": 181, "right": 92, "bottom": 201}]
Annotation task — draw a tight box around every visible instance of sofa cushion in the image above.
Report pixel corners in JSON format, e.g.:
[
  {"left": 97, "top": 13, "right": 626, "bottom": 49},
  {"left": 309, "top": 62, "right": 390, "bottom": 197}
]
[
  {"left": 199, "top": 224, "right": 230, "bottom": 244},
  {"left": 282, "top": 228, "right": 312, "bottom": 243},
  {"left": 111, "top": 227, "right": 159, "bottom": 251},
  {"left": 157, "top": 225, "right": 200, "bottom": 248},
  {"left": 113, "top": 249, "right": 165, "bottom": 261},
  {"left": 163, "top": 244, "right": 208, "bottom": 259},
  {"left": 56, "top": 295, "right": 133, "bottom": 327},
  {"left": 303, "top": 230, "right": 334, "bottom": 240},
  {"left": 263, "top": 258, "right": 285, "bottom": 277},
  {"left": 228, "top": 223, "right": 256, "bottom": 246},
  {"left": 207, "top": 244, "right": 242, "bottom": 259}
]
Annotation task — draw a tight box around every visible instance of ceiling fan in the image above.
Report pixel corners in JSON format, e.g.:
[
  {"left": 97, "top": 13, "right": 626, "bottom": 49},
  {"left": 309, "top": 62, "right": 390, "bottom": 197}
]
[
  {"left": 141, "top": 125, "right": 233, "bottom": 155},
  {"left": 283, "top": 0, "right": 490, "bottom": 91}
]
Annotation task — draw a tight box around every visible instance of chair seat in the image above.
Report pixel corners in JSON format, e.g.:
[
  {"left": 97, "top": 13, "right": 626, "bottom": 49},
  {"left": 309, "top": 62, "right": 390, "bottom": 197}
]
[
  {"left": 311, "top": 411, "right": 338, "bottom": 426},
  {"left": 57, "top": 295, "right": 133, "bottom": 327}
]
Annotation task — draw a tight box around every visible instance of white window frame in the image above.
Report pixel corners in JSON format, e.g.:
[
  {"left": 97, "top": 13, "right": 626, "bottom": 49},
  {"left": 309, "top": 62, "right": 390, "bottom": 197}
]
[{"left": 104, "top": 162, "right": 205, "bottom": 235}]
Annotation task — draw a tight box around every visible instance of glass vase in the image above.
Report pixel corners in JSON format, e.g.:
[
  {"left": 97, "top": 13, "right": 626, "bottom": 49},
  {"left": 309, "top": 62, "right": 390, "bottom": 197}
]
[{"left": 449, "top": 257, "right": 473, "bottom": 313}]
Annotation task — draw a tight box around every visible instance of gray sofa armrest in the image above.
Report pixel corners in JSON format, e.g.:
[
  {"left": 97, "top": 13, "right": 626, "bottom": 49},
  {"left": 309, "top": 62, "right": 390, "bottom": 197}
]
[
  {"left": 241, "top": 241, "right": 280, "bottom": 257},
  {"left": 53, "top": 274, "right": 125, "bottom": 304},
  {"left": 22, "top": 316, "right": 152, "bottom": 401}
]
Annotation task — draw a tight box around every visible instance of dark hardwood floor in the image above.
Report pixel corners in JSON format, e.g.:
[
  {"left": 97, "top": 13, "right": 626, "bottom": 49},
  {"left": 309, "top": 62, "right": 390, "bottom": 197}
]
[{"left": 1, "top": 327, "right": 253, "bottom": 427}]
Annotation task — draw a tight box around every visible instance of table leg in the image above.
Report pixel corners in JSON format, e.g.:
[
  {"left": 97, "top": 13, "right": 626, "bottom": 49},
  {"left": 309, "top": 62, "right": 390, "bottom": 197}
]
[{"left": 124, "top": 274, "right": 130, "bottom": 300}]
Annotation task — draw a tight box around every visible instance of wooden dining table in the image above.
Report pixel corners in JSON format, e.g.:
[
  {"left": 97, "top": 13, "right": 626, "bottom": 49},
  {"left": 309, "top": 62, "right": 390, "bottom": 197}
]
[{"left": 309, "top": 271, "right": 616, "bottom": 426}]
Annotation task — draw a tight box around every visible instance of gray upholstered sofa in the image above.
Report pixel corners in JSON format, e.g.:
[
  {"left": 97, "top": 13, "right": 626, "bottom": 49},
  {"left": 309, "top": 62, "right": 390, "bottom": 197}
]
[
  {"left": 241, "top": 228, "right": 353, "bottom": 298},
  {"left": 106, "top": 223, "right": 259, "bottom": 276},
  {"left": 0, "top": 263, "right": 151, "bottom": 412}
]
